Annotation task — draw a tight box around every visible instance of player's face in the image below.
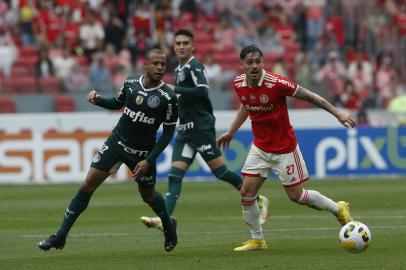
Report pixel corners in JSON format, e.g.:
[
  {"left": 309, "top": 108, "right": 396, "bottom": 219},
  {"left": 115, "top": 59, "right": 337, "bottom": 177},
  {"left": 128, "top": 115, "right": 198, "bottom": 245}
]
[
  {"left": 241, "top": 52, "right": 264, "bottom": 82},
  {"left": 145, "top": 52, "right": 166, "bottom": 81},
  {"left": 174, "top": 35, "right": 194, "bottom": 63}
]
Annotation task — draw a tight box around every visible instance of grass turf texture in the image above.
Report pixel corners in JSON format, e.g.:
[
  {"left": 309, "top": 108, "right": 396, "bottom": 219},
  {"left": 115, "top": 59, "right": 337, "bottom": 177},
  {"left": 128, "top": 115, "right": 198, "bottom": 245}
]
[{"left": 1, "top": 178, "right": 405, "bottom": 270}]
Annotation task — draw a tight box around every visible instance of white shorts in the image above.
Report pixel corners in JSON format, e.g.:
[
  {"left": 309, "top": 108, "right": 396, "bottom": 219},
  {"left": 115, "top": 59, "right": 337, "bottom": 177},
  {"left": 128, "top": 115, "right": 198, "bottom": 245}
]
[{"left": 241, "top": 144, "right": 309, "bottom": 187}]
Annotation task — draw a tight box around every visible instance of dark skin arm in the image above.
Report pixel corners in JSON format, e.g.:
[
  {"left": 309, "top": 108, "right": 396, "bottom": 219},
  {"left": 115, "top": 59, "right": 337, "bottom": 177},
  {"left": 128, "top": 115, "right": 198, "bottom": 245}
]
[{"left": 294, "top": 86, "right": 356, "bottom": 128}]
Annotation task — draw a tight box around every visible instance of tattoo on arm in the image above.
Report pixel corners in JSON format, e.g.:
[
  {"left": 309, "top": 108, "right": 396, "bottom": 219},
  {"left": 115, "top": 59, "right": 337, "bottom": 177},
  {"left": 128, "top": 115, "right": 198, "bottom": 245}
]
[{"left": 294, "top": 86, "right": 338, "bottom": 115}]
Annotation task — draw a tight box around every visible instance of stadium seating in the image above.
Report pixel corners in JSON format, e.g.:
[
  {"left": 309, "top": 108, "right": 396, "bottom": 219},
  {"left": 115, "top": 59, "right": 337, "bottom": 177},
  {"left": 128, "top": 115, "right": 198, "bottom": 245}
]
[
  {"left": 0, "top": 95, "right": 16, "bottom": 113},
  {"left": 54, "top": 94, "right": 75, "bottom": 112},
  {"left": 39, "top": 76, "right": 62, "bottom": 93}
]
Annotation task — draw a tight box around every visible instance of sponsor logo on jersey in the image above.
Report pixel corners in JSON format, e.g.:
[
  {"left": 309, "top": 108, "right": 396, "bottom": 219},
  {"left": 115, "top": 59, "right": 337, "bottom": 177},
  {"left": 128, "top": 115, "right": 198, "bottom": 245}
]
[
  {"left": 278, "top": 78, "right": 295, "bottom": 89},
  {"left": 135, "top": 95, "right": 144, "bottom": 105},
  {"left": 241, "top": 96, "right": 247, "bottom": 101},
  {"left": 260, "top": 94, "right": 269, "bottom": 104},
  {"left": 128, "top": 87, "right": 134, "bottom": 94},
  {"left": 197, "top": 144, "right": 212, "bottom": 153},
  {"left": 123, "top": 107, "right": 156, "bottom": 124},
  {"left": 166, "top": 103, "right": 173, "bottom": 120},
  {"left": 158, "top": 88, "right": 171, "bottom": 100},
  {"left": 178, "top": 121, "right": 194, "bottom": 131},
  {"left": 264, "top": 82, "right": 275, "bottom": 88},
  {"left": 249, "top": 94, "right": 256, "bottom": 101},
  {"left": 244, "top": 104, "right": 274, "bottom": 111},
  {"left": 147, "top": 96, "right": 160, "bottom": 108},
  {"left": 125, "top": 79, "right": 138, "bottom": 84}
]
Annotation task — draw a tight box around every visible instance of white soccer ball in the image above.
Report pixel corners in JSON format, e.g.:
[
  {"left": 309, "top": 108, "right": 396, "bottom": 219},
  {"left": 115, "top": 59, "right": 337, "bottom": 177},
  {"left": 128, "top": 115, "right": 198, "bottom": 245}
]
[{"left": 339, "top": 221, "right": 371, "bottom": 253}]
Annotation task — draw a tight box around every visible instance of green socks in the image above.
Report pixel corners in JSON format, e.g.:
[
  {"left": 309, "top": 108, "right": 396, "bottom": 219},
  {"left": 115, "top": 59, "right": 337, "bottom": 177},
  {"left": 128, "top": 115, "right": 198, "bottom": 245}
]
[
  {"left": 165, "top": 167, "right": 185, "bottom": 215},
  {"left": 56, "top": 190, "right": 92, "bottom": 237},
  {"left": 212, "top": 165, "right": 243, "bottom": 190},
  {"left": 148, "top": 192, "right": 172, "bottom": 228}
]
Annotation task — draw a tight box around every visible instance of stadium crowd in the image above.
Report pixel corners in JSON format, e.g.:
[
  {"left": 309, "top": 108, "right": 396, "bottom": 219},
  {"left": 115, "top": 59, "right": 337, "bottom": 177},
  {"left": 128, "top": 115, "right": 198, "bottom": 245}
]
[{"left": 0, "top": 0, "right": 405, "bottom": 112}]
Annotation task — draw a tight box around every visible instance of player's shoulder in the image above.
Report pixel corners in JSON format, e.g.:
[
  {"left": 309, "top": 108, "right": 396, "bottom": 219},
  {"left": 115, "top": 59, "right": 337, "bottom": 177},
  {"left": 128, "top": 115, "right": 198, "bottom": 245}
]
[
  {"left": 158, "top": 84, "right": 178, "bottom": 101},
  {"left": 233, "top": 73, "right": 246, "bottom": 88},
  {"left": 189, "top": 57, "right": 205, "bottom": 70}
]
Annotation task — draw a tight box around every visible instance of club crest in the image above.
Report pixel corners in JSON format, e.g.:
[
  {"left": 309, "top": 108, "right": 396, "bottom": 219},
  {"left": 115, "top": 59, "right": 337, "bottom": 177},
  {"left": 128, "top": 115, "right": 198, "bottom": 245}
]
[
  {"left": 147, "top": 96, "right": 160, "bottom": 108},
  {"left": 135, "top": 95, "right": 144, "bottom": 105},
  {"left": 177, "top": 70, "right": 186, "bottom": 82},
  {"left": 260, "top": 94, "right": 269, "bottom": 104}
]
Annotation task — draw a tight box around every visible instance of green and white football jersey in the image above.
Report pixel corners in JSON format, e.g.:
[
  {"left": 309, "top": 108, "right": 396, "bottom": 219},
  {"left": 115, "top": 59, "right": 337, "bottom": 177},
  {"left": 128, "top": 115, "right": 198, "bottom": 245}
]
[
  {"left": 111, "top": 74, "right": 178, "bottom": 150},
  {"left": 174, "top": 56, "right": 215, "bottom": 134}
]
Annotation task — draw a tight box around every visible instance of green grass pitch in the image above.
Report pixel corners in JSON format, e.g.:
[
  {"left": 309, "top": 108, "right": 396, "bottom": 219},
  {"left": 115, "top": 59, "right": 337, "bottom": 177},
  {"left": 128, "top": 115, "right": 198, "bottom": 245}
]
[{"left": 1, "top": 178, "right": 406, "bottom": 270}]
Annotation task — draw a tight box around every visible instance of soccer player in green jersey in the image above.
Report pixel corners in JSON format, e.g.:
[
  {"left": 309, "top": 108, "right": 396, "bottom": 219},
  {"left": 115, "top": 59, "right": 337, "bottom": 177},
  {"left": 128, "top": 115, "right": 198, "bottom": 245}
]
[
  {"left": 37, "top": 48, "right": 179, "bottom": 252},
  {"left": 140, "top": 29, "right": 269, "bottom": 230}
]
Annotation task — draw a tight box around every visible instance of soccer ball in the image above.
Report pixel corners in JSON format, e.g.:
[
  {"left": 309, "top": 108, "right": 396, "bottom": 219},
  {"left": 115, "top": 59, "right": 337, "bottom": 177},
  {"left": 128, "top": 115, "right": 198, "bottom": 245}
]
[{"left": 338, "top": 221, "right": 371, "bottom": 253}]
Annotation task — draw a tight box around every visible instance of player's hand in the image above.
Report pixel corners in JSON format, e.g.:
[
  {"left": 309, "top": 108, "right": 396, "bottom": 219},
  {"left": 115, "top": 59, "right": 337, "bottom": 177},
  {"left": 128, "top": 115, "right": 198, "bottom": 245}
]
[
  {"left": 87, "top": 90, "right": 101, "bottom": 104},
  {"left": 132, "top": 160, "right": 150, "bottom": 181},
  {"left": 336, "top": 111, "right": 356, "bottom": 128},
  {"left": 216, "top": 132, "right": 234, "bottom": 150},
  {"left": 167, "top": 84, "right": 175, "bottom": 91}
]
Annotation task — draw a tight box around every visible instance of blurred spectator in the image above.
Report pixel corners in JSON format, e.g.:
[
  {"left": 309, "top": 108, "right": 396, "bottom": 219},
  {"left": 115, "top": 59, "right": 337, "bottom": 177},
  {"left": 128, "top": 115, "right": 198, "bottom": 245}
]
[
  {"left": 272, "top": 57, "right": 287, "bottom": 77},
  {"left": 133, "top": 30, "right": 152, "bottom": 73},
  {"left": 203, "top": 53, "right": 235, "bottom": 92},
  {"left": 104, "top": 44, "right": 120, "bottom": 72},
  {"left": 314, "top": 50, "right": 346, "bottom": 101},
  {"left": 295, "top": 52, "right": 312, "bottom": 89},
  {"left": 63, "top": 62, "right": 89, "bottom": 92},
  {"left": 19, "top": 0, "right": 37, "bottom": 45},
  {"left": 0, "top": 27, "right": 18, "bottom": 76},
  {"left": 88, "top": 53, "right": 112, "bottom": 94},
  {"left": 52, "top": 46, "right": 77, "bottom": 80},
  {"left": 112, "top": 64, "right": 127, "bottom": 90},
  {"left": 337, "top": 80, "right": 361, "bottom": 110},
  {"left": 79, "top": 12, "right": 105, "bottom": 61},
  {"left": 304, "top": 0, "right": 326, "bottom": 51},
  {"left": 104, "top": 12, "right": 126, "bottom": 52},
  {"left": 35, "top": 48, "right": 54, "bottom": 78},
  {"left": 376, "top": 55, "right": 396, "bottom": 107},
  {"left": 117, "top": 38, "right": 133, "bottom": 72},
  {"left": 347, "top": 51, "right": 373, "bottom": 98},
  {"left": 356, "top": 110, "right": 371, "bottom": 127}
]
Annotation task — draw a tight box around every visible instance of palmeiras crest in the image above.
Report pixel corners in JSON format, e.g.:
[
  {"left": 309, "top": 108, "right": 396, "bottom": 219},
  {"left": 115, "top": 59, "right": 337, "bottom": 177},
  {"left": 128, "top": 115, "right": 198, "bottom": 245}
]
[
  {"left": 135, "top": 95, "right": 144, "bottom": 105},
  {"left": 147, "top": 96, "right": 160, "bottom": 108},
  {"left": 177, "top": 70, "right": 186, "bottom": 83}
]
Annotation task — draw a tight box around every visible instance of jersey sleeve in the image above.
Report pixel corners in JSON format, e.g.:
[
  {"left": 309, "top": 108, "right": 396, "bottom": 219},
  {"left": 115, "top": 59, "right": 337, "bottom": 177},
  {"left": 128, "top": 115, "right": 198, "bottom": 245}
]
[
  {"left": 190, "top": 63, "right": 209, "bottom": 88},
  {"left": 163, "top": 95, "right": 178, "bottom": 125},
  {"left": 115, "top": 85, "right": 126, "bottom": 103},
  {"left": 274, "top": 74, "right": 298, "bottom": 97}
]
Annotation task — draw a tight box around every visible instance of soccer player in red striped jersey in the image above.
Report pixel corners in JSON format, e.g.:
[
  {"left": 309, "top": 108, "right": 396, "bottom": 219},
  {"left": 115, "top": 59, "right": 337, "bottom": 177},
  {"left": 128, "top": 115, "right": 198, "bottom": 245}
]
[{"left": 217, "top": 45, "right": 356, "bottom": 251}]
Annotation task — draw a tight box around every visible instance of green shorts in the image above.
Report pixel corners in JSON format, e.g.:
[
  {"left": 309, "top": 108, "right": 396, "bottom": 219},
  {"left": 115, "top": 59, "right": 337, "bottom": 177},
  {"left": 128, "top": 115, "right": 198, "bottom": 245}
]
[
  {"left": 91, "top": 136, "right": 156, "bottom": 188},
  {"left": 172, "top": 129, "right": 222, "bottom": 164}
]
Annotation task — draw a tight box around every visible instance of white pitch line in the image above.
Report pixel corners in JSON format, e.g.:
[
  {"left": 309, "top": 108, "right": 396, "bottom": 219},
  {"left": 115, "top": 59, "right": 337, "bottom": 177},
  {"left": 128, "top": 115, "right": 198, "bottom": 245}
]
[{"left": 15, "top": 224, "right": 406, "bottom": 239}]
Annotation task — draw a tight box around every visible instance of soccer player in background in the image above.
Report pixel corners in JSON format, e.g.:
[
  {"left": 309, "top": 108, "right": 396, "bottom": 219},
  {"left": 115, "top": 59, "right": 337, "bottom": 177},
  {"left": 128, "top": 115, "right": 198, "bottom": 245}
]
[
  {"left": 217, "top": 45, "right": 356, "bottom": 251},
  {"left": 140, "top": 29, "right": 270, "bottom": 230},
  {"left": 37, "top": 48, "right": 179, "bottom": 252}
]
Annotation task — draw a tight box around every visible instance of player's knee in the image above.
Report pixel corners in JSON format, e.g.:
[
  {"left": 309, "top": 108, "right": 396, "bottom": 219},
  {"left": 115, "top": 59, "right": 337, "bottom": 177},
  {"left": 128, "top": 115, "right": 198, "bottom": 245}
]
[
  {"left": 140, "top": 190, "right": 155, "bottom": 204},
  {"left": 211, "top": 165, "right": 228, "bottom": 180},
  {"left": 168, "top": 167, "right": 185, "bottom": 182}
]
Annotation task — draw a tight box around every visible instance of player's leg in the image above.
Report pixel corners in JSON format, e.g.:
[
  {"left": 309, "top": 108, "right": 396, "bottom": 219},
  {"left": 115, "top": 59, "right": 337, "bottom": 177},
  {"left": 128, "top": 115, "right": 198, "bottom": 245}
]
[
  {"left": 37, "top": 139, "right": 119, "bottom": 251},
  {"left": 137, "top": 165, "right": 177, "bottom": 252},
  {"left": 140, "top": 137, "right": 194, "bottom": 229},
  {"left": 275, "top": 145, "right": 353, "bottom": 226},
  {"left": 234, "top": 175, "right": 268, "bottom": 251},
  {"left": 234, "top": 144, "right": 270, "bottom": 251},
  {"left": 37, "top": 167, "right": 111, "bottom": 251}
]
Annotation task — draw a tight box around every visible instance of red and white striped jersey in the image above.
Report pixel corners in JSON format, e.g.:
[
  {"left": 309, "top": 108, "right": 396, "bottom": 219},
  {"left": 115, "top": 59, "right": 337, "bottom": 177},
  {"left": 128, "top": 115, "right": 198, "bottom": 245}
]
[{"left": 233, "top": 70, "right": 299, "bottom": 154}]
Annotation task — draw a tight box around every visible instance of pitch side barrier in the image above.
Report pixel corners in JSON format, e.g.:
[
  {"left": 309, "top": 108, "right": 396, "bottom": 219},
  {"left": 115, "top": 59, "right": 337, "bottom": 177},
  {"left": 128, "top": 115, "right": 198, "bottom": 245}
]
[{"left": 0, "top": 111, "right": 404, "bottom": 184}]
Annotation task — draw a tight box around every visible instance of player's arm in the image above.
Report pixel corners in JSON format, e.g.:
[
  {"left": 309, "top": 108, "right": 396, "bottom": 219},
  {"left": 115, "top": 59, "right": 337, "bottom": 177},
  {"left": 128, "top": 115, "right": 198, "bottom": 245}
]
[
  {"left": 145, "top": 98, "right": 179, "bottom": 165},
  {"left": 173, "top": 66, "right": 209, "bottom": 98},
  {"left": 87, "top": 88, "right": 124, "bottom": 110},
  {"left": 217, "top": 104, "right": 249, "bottom": 149},
  {"left": 293, "top": 86, "right": 356, "bottom": 128}
]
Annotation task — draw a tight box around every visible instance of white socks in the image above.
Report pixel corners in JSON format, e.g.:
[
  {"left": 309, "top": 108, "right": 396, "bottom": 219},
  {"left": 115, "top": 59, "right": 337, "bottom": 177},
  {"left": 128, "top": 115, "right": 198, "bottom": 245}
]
[
  {"left": 298, "top": 189, "right": 338, "bottom": 213},
  {"left": 241, "top": 195, "right": 263, "bottom": 239}
]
